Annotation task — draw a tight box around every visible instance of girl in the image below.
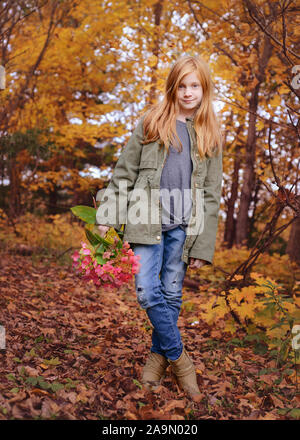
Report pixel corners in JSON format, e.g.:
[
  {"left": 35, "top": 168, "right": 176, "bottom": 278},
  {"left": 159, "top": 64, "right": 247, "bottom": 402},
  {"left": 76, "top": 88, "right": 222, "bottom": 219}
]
[{"left": 96, "top": 55, "right": 223, "bottom": 400}]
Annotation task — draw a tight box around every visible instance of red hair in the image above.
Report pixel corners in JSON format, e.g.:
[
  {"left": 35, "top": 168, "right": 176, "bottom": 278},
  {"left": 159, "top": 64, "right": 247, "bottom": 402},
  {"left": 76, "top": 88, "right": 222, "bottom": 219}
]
[{"left": 141, "top": 55, "right": 223, "bottom": 159}]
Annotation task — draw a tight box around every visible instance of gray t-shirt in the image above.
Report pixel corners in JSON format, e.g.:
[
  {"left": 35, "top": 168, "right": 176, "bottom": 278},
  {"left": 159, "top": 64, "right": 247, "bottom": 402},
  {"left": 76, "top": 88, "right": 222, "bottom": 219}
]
[{"left": 160, "top": 120, "right": 193, "bottom": 232}]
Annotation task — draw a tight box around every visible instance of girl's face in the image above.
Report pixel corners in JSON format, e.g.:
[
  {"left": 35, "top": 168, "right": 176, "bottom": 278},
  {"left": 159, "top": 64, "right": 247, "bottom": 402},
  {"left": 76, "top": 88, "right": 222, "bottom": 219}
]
[{"left": 176, "top": 71, "right": 203, "bottom": 117}]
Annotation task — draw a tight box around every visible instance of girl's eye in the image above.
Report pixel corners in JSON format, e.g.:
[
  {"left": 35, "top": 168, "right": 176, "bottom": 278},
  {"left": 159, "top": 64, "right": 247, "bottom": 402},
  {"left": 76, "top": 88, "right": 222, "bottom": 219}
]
[{"left": 178, "top": 84, "right": 200, "bottom": 89}]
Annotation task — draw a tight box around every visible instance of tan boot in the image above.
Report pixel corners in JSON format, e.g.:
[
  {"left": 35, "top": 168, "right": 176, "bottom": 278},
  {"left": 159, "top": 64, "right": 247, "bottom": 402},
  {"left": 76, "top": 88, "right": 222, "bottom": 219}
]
[
  {"left": 168, "top": 347, "right": 201, "bottom": 400},
  {"left": 141, "top": 351, "right": 169, "bottom": 390}
]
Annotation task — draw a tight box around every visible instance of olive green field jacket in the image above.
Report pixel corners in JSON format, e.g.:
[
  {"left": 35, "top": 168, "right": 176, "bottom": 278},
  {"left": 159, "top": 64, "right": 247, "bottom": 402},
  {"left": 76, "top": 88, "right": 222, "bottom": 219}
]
[{"left": 96, "top": 115, "right": 223, "bottom": 265}]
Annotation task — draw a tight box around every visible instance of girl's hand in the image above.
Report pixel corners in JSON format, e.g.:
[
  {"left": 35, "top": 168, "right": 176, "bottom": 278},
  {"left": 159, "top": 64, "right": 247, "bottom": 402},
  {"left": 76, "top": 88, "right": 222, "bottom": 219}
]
[
  {"left": 97, "top": 224, "right": 110, "bottom": 237},
  {"left": 189, "top": 257, "right": 207, "bottom": 269}
]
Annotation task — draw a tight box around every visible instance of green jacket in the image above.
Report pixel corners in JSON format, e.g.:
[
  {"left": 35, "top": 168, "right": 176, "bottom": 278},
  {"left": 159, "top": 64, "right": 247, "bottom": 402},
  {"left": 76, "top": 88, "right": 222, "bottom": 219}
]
[{"left": 96, "top": 115, "right": 223, "bottom": 265}]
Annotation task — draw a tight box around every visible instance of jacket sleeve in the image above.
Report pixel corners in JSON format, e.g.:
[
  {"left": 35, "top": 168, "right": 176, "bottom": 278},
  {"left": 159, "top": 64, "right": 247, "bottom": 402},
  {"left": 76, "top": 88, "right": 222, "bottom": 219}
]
[
  {"left": 189, "top": 149, "right": 223, "bottom": 265},
  {"left": 96, "top": 116, "right": 145, "bottom": 231}
]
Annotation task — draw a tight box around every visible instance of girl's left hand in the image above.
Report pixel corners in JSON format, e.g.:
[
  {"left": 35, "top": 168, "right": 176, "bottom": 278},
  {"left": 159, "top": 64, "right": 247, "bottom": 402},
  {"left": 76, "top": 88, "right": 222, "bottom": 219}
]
[{"left": 189, "top": 257, "right": 207, "bottom": 269}]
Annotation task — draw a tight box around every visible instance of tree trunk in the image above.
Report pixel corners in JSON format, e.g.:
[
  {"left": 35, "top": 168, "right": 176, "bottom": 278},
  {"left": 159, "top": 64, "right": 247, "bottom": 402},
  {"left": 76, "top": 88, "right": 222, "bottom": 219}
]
[
  {"left": 48, "top": 186, "right": 58, "bottom": 215},
  {"left": 236, "top": 34, "right": 273, "bottom": 246},
  {"left": 224, "top": 144, "right": 242, "bottom": 248},
  {"left": 148, "top": 0, "right": 164, "bottom": 105},
  {"left": 286, "top": 197, "right": 300, "bottom": 265},
  {"left": 8, "top": 157, "right": 21, "bottom": 219}
]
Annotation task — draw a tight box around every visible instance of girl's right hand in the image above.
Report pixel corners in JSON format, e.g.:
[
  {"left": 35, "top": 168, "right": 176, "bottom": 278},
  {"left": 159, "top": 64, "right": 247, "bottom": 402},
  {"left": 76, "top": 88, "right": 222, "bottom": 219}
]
[{"left": 97, "top": 224, "right": 110, "bottom": 237}]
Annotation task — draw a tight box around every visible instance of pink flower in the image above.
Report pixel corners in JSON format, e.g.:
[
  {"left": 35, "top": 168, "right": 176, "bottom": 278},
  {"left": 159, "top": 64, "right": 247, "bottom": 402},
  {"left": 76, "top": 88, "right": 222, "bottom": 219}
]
[
  {"left": 103, "top": 251, "right": 112, "bottom": 259},
  {"left": 131, "top": 264, "right": 140, "bottom": 274},
  {"left": 95, "top": 265, "right": 104, "bottom": 276},
  {"left": 82, "top": 247, "right": 91, "bottom": 256},
  {"left": 72, "top": 237, "right": 140, "bottom": 289},
  {"left": 81, "top": 256, "right": 92, "bottom": 268},
  {"left": 72, "top": 251, "right": 80, "bottom": 261},
  {"left": 72, "top": 260, "right": 80, "bottom": 269}
]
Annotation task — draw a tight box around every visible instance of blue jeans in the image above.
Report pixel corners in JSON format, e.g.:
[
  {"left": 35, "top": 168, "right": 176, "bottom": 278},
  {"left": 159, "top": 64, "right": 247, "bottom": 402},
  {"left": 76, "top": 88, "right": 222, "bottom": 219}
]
[{"left": 131, "top": 226, "right": 188, "bottom": 360}]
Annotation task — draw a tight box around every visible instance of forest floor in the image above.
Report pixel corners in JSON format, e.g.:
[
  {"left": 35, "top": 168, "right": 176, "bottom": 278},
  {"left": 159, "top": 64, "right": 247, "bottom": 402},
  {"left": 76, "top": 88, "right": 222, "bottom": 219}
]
[{"left": 0, "top": 251, "right": 299, "bottom": 420}]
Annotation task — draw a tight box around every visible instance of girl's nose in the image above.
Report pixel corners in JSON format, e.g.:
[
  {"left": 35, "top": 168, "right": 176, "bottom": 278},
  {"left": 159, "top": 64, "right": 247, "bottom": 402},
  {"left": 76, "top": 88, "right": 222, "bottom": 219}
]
[{"left": 184, "top": 88, "right": 192, "bottom": 96}]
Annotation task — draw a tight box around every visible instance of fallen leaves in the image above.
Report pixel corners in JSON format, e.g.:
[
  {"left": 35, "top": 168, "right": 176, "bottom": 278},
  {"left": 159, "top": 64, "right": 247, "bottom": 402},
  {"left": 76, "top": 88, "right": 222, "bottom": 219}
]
[{"left": 0, "top": 251, "right": 299, "bottom": 420}]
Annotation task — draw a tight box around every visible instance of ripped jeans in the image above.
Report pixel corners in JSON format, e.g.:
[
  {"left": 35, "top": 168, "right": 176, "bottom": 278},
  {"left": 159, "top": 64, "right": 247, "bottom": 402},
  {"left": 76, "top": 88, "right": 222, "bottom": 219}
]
[{"left": 131, "top": 226, "right": 188, "bottom": 360}]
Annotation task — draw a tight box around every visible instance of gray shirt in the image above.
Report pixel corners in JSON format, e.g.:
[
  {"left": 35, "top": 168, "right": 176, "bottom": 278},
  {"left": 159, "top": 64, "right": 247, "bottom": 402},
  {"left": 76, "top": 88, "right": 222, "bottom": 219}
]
[{"left": 160, "top": 120, "right": 193, "bottom": 232}]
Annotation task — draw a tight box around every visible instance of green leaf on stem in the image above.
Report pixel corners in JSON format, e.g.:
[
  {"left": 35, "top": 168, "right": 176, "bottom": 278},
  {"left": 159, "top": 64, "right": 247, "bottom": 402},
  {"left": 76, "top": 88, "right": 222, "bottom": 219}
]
[
  {"left": 95, "top": 243, "right": 106, "bottom": 255},
  {"left": 85, "top": 227, "right": 110, "bottom": 248},
  {"left": 95, "top": 254, "right": 107, "bottom": 265},
  {"left": 70, "top": 205, "right": 96, "bottom": 224}
]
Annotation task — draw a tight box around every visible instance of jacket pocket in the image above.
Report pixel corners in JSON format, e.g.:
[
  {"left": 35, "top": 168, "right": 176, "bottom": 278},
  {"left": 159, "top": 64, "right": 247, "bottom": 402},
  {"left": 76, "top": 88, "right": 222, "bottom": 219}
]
[
  {"left": 139, "top": 160, "right": 157, "bottom": 169},
  {"left": 138, "top": 159, "right": 158, "bottom": 185},
  {"left": 139, "top": 142, "right": 159, "bottom": 170}
]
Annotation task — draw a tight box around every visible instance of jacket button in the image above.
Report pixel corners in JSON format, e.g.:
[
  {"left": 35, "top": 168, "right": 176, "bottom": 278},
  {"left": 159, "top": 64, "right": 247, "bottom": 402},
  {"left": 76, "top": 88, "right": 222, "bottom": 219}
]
[{"left": 156, "top": 235, "right": 161, "bottom": 240}]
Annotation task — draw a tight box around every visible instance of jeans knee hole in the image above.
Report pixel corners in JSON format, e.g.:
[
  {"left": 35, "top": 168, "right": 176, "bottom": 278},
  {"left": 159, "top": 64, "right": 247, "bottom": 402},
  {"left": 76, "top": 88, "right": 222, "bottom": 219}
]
[
  {"left": 172, "top": 274, "right": 179, "bottom": 286},
  {"left": 137, "top": 286, "right": 145, "bottom": 302}
]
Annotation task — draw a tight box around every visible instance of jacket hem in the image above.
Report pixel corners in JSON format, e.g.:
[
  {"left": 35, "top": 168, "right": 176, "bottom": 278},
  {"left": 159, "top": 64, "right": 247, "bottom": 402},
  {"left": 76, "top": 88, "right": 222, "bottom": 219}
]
[
  {"left": 123, "top": 235, "right": 159, "bottom": 245},
  {"left": 188, "top": 248, "right": 213, "bottom": 265}
]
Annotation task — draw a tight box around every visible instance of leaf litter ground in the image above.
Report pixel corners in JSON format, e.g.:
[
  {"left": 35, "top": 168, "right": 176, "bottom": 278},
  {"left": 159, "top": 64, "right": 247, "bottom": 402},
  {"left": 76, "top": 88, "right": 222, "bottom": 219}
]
[{"left": 0, "top": 252, "right": 299, "bottom": 420}]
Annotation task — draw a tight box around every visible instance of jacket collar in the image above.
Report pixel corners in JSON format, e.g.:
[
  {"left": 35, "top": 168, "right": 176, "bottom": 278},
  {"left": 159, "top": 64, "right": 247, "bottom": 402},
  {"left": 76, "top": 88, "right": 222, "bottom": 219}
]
[{"left": 185, "top": 116, "right": 194, "bottom": 123}]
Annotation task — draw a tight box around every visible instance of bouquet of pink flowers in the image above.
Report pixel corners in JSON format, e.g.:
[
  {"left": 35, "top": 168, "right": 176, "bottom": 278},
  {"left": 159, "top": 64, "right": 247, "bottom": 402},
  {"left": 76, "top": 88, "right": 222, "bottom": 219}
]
[{"left": 70, "top": 200, "right": 140, "bottom": 289}]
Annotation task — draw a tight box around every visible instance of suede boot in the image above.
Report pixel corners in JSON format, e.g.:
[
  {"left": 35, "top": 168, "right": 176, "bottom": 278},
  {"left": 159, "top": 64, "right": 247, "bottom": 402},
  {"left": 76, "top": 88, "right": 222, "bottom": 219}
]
[
  {"left": 141, "top": 351, "right": 169, "bottom": 390},
  {"left": 168, "top": 347, "right": 201, "bottom": 400}
]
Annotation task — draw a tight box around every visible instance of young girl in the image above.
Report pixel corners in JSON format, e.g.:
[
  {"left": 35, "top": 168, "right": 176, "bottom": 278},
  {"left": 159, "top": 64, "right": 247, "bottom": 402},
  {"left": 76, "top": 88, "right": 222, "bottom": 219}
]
[{"left": 96, "top": 55, "right": 223, "bottom": 400}]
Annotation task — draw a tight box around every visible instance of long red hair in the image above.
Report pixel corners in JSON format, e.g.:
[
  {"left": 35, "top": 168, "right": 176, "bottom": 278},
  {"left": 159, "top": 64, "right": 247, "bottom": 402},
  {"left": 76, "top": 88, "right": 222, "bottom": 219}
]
[{"left": 141, "top": 55, "right": 223, "bottom": 159}]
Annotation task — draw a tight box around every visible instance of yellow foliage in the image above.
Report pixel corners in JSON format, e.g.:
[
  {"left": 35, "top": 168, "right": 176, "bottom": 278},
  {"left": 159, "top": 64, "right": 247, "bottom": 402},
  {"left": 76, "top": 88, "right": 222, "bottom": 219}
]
[
  {"left": 269, "top": 94, "right": 281, "bottom": 108},
  {"left": 224, "top": 318, "right": 237, "bottom": 335},
  {"left": 200, "top": 295, "right": 229, "bottom": 324},
  {"left": 256, "top": 120, "right": 265, "bottom": 131},
  {"left": 278, "top": 85, "right": 291, "bottom": 95},
  {"left": 199, "top": 245, "right": 299, "bottom": 355},
  {"left": 148, "top": 55, "right": 158, "bottom": 67},
  {"left": 0, "top": 212, "right": 85, "bottom": 257}
]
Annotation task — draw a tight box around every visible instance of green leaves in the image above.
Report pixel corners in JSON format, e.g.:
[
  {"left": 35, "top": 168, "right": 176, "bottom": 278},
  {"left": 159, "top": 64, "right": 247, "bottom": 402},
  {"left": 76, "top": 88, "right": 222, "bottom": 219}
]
[
  {"left": 7, "top": 367, "right": 65, "bottom": 395},
  {"left": 42, "top": 357, "right": 61, "bottom": 366},
  {"left": 10, "top": 388, "right": 19, "bottom": 394},
  {"left": 6, "top": 373, "right": 17, "bottom": 382},
  {"left": 71, "top": 204, "right": 118, "bottom": 253},
  {"left": 25, "top": 376, "right": 64, "bottom": 393},
  {"left": 277, "top": 408, "right": 300, "bottom": 419},
  {"left": 24, "top": 348, "right": 38, "bottom": 358},
  {"left": 253, "top": 341, "right": 268, "bottom": 355},
  {"left": 70, "top": 205, "right": 96, "bottom": 224},
  {"left": 132, "top": 379, "right": 142, "bottom": 389},
  {"left": 95, "top": 253, "right": 108, "bottom": 265},
  {"left": 85, "top": 227, "right": 111, "bottom": 248}
]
